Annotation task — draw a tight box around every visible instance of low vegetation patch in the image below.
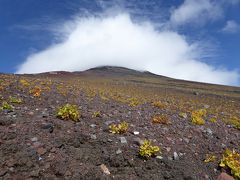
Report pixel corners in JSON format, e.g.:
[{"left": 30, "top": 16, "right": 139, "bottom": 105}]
[
  {"left": 109, "top": 121, "right": 128, "bottom": 134},
  {"left": 56, "top": 104, "right": 80, "bottom": 122},
  {"left": 139, "top": 140, "right": 160, "bottom": 158},
  {"left": 30, "top": 86, "right": 41, "bottom": 97},
  {"left": 204, "top": 154, "right": 216, "bottom": 163},
  {"left": 152, "top": 114, "right": 170, "bottom": 124},
  {"left": 128, "top": 98, "right": 140, "bottom": 107},
  {"left": 1, "top": 101, "right": 13, "bottom": 111},
  {"left": 92, "top": 111, "right": 101, "bottom": 118},
  {"left": 19, "top": 79, "right": 30, "bottom": 87},
  {"left": 152, "top": 101, "right": 165, "bottom": 109},
  {"left": 219, "top": 149, "right": 240, "bottom": 179},
  {"left": 9, "top": 96, "right": 22, "bottom": 104},
  {"left": 191, "top": 109, "right": 207, "bottom": 125}
]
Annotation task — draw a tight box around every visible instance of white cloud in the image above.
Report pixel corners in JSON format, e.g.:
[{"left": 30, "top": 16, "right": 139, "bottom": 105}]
[
  {"left": 16, "top": 13, "right": 239, "bottom": 86},
  {"left": 222, "top": 20, "right": 240, "bottom": 33},
  {"left": 170, "top": 0, "right": 222, "bottom": 26}
]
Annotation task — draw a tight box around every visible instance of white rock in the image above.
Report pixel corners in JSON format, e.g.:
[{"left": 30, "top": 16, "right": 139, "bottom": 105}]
[
  {"left": 173, "top": 152, "right": 179, "bottom": 160},
  {"left": 100, "top": 164, "right": 110, "bottom": 175},
  {"left": 119, "top": 137, "right": 127, "bottom": 144},
  {"left": 31, "top": 137, "right": 38, "bottom": 142},
  {"left": 133, "top": 131, "right": 139, "bottom": 135},
  {"left": 116, "top": 149, "right": 122, "bottom": 154}
]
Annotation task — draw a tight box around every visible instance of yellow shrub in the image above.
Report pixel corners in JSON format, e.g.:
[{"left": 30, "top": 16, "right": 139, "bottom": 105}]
[
  {"left": 109, "top": 121, "right": 128, "bottom": 134},
  {"left": 56, "top": 104, "right": 80, "bottom": 122},
  {"left": 219, "top": 149, "right": 240, "bottom": 179},
  {"left": 139, "top": 140, "right": 160, "bottom": 158},
  {"left": 191, "top": 109, "right": 207, "bottom": 125},
  {"left": 152, "top": 114, "right": 170, "bottom": 124}
]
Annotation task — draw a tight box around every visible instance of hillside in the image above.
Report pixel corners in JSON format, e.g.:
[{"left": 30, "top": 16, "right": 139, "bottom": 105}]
[{"left": 0, "top": 66, "right": 239, "bottom": 179}]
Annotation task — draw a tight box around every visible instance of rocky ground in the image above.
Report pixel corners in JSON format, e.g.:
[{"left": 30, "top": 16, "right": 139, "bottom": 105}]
[{"left": 0, "top": 67, "right": 239, "bottom": 179}]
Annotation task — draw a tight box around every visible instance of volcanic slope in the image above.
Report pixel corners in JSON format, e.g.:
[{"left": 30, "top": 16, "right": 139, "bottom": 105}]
[{"left": 0, "top": 66, "right": 239, "bottom": 179}]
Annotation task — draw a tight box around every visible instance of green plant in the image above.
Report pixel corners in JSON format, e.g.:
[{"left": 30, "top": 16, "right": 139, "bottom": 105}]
[
  {"left": 56, "top": 104, "right": 80, "bottom": 122},
  {"left": 1, "top": 101, "right": 13, "bottom": 111},
  {"left": 139, "top": 140, "right": 160, "bottom": 158},
  {"left": 219, "top": 149, "right": 240, "bottom": 179},
  {"left": 191, "top": 109, "right": 206, "bottom": 125},
  {"left": 9, "top": 96, "right": 22, "bottom": 104},
  {"left": 109, "top": 121, "right": 128, "bottom": 134}
]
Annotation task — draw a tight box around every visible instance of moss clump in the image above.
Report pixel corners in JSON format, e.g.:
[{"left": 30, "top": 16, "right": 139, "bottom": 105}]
[
  {"left": 139, "top": 140, "right": 160, "bottom": 158},
  {"left": 109, "top": 121, "right": 128, "bottom": 134},
  {"left": 219, "top": 149, "right": 240, "bottom": 179},
  {"left": 56, "top": 104, "right": 80, "bottom": 122},
  {"left": 9, "top": 96, "right": 22, "bottom": 104},
  {"left": 152, "top": 114, "right": 170, "bottom": 124},
  {"left": 1, "top": 101, "right": 13, "bottom": 111},
  {"left": 19, "top": 79, "right": 30, "bottom": 87},
  {"left": 191, "top": 109, "right": 206, "bottom": 125}
]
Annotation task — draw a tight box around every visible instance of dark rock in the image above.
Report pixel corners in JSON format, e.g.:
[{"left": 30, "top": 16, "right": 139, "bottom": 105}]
[{"left": 41, "top": 123, "right": 54, "bottom": 133}]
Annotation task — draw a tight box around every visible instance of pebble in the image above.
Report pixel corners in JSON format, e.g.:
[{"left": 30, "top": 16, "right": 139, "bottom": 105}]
[
  {"left": 119, "top": 137, "right": 127, "bottom": 144},
  {"left": 37, "top": 147, "right": 46, "bottom": 155},
  {"left": 183, "top": 138, "right": 190, "bottom": 143},
  {"left": 104, "top": 121, "right": 114, "bottom": 126},
  {"left": 28, "top": 111, "right": 34, "bottom": 116},
  {"left": 116, "top": 149, "right": 122, "bottom": 154},
  {"left": 133, "top": 131, "right": 139, "bottom": 135},
  {"left": 173, "top": 152, "right": 179, "bottom": 160},
  {"left": 42, "top": 124, "right": 54, "bottom": 133},
  {"left": 31, "top": 137, "right": 38, "bottom": 142},
  {"left": 204, "top": 104, "right": 210, "bottom": 109},
  {"left": 90, "top": 124, "right": 97, "bottom": 128},
  {"left": 90, "top": 134, "right": 97, "bottom": 140},
  {"left": 166, "top": 147, "right": 171, "bottom": 152},
  {"left": 42, "top": 111, "right": 49, "bottom": 118},
  {"left": 100, "top": 164, "right": 110, "bottom": 175},
  {"left": 156, "top": 155, "right": 163, "bottom": 160},
  {"left": 206, "top": 128, "right": 213, "bottom": 136}
]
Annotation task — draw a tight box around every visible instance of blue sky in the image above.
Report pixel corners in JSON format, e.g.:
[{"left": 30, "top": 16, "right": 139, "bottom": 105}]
[{"left": 0, "top": 0, "right": 240, "bottom": 86}]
